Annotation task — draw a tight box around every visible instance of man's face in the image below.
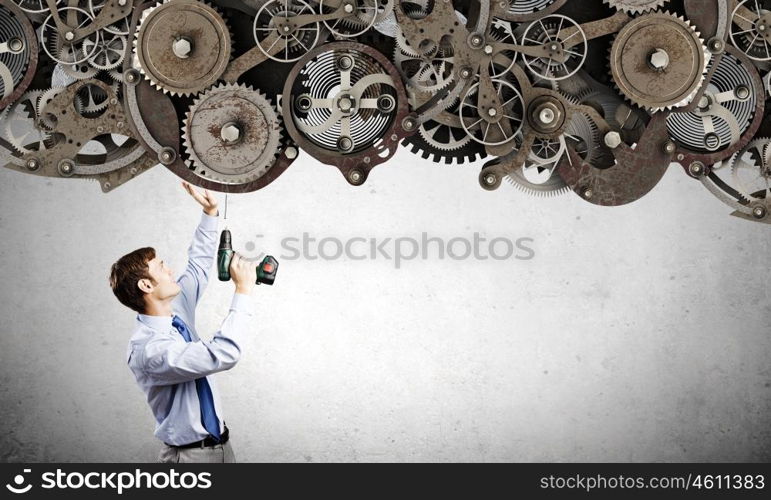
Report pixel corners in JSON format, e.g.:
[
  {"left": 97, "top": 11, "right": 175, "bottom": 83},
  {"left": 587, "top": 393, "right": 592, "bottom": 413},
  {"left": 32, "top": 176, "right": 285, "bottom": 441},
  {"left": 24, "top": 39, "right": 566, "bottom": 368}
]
[{"left": 142, "top": 257, "right": 181, "bottom": 300}]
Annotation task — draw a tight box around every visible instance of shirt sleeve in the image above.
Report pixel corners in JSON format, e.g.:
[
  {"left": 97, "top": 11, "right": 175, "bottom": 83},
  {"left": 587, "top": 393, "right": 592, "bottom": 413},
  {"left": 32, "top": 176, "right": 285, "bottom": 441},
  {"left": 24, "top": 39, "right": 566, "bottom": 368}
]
[
  {"left": 176, "top": 211, "right": 219, "bottom": 317},
  {"left": 140, "top": 293, "right": 253, "bottom": 385}
]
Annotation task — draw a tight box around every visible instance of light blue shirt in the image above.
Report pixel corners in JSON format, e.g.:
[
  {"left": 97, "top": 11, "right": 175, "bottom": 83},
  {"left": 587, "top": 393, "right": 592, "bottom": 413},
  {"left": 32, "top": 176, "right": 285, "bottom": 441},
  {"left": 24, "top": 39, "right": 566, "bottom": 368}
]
[{"left": 126, "top": 211, "right": 254, "bottom": 446}]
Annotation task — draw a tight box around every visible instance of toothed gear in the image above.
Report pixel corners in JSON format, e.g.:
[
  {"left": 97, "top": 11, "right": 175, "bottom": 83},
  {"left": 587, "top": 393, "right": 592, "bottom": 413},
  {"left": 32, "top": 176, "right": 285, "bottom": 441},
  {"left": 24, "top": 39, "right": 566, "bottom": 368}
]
[
  {"left": 320, "top": 0, "right": 379, "bottom": 38},
  {"left": 253, "top": 0, "right": 321, "bottom": 63},
  {"left": 83, "top": 32, "right": 127, "bottom": 71},
  {"left": 610, "top": 12, "right": 708, "bottom": 113},
  {"left": 393, "top": 39, "right": 455, "bottom": 94},
  {"left": 729, "top": 137, "right": 771, "bottom": 202},
  {"left": 182, "top": 83, "right": 282, "bottom": 184},
  {"left": 505, "top": 159, "right": 572, "bottom": 197},
  {"left": 603, "top": 0, "right": 669, "bottom": 15},
  {"left": 1, "top": 90, "right": 51, "bottom": 154},
  {"left": 10, "top": 0, "right": 61, "bottom": 14},
  {"left": 37, "top": 87, "right": 83, "bottom": 129},
  {"left": 134, "top": 0, "right": 232, "bottom": 96},
  {"left": 402, "top": 118, "right": 487, "bottom": 164}
]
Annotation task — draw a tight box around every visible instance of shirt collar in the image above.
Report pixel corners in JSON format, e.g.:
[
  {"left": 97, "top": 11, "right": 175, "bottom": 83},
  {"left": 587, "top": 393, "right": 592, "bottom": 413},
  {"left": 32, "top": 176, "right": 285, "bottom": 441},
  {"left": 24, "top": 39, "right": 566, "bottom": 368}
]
[{"left": 137, "top": 313, "right": 174, "bottom": 332}]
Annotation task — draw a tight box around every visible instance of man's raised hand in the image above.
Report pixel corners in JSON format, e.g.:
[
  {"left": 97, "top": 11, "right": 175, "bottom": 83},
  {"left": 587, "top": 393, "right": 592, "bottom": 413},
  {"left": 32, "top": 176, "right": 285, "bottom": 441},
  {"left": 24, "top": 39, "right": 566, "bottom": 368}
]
[{"left": 182, "top": 181, "right": 218, "bottom": 216}]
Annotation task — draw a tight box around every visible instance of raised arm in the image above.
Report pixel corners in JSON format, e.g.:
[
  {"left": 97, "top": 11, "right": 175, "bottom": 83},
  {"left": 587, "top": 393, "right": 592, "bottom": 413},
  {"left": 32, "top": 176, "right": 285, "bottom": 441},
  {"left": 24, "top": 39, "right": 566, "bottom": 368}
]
[
  {"left": 140, "top": 293, "right": 253, "bottom": 385},
  {"left": 176, "top": 182, "right": 219, "bottom": 315}
]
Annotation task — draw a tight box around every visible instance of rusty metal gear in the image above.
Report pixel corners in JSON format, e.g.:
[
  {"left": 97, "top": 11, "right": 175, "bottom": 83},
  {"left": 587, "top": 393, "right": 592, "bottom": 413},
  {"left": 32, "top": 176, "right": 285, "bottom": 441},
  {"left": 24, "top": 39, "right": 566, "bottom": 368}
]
[
  {"left": 134, "top": 0, "right": 231, "bottom": 96},
  {"left": 610, "top": 12, "right": 708, "bottom": 113},
  {"left": 182, "top": 82, "right": 282, "bottom": 185},
  {"left": 603, "top": 0, "right": 670, "bottom": 15}
]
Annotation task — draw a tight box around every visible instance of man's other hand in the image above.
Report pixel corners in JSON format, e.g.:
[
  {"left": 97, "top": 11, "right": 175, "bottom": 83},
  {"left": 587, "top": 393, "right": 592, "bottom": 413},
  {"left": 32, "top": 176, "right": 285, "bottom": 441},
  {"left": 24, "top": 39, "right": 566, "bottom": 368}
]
[
  {"left": 230, "top": 253, "right": 257, "bottom": 295},
  {"left": 182, "top": 181, "right": 218, "bottom": 216}
]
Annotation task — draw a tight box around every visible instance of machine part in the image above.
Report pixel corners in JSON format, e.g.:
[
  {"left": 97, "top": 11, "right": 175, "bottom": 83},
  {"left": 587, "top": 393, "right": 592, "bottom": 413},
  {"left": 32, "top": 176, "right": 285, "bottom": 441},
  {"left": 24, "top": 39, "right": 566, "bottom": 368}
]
[
  {"left": 89, "top": 0, "right": 132, "bottom": 36},
  {"left": 610, "top": 12, "right": 708, "bottom": 112},
  {"left": 182, "top": 82, "right": 282, "bottom": 184},
  {"left": 253, "top": 0, "right": 320, "bottom": 63},
  {"left": 494, "top": 0, "right": 566, "bottom": 22},
  {"left": 285, "top": 44, "right": 400, "bottom": 156},
  {"left": 528, "top": 136, "right": 566, "bottom": 165},
  {"left": 0, "top": 90, "right": 50, "bottom": 154},
  {"left": 393, "top": 37, "right": 454, "bottom": 94},
  {"left": 402, "top": 88, "right": 486, "bottom": 163},
  {"left": 697, "top": 137, "right": 771, "bottom": 222},
  {"left": 729, "top": 137, "right": 771, "bottom": 203},
  {"left": 10, "top": 0, "right": 60, "bottom": 14},
  {"left": 0, "top": 0, "right": 36, "bottom": 110},
  {"left": 58, "top": 59, "right": 99, "bottom": 81},
  {"left": 666, "top": 51, "right": 757, "bottom": 154},
  {"left": 41, "top": 7, "right": 101, "bottom": 66},
  {"left": 460, "top": 78, "right": 524, "bottom": 147},
  {"left": 83, "top": 32, "right": 127, "bottom": 71},
  {"left": 603, "top": 0, "right": 670, "bottom": 15},
  {"left": 729, "top": 0, "right": 771, "bottom": 62},
  {"left": 134, "top": 0, "right": 232, "bottom": 95},
  {"left": 520, "top": 14, "right": 588, "bottom": 81},
  {"left": 320, "top": 0, "right": 379, "bottom": 38},
  {"left": 506, "top": 160, "right": 572, "bottom": 197}
]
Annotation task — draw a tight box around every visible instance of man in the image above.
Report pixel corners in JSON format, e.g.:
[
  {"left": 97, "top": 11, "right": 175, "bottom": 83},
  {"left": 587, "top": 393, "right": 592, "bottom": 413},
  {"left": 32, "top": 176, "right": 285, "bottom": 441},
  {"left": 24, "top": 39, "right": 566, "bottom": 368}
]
[{"left": 109, "top": 181, "right": 256, "bottom": 463}]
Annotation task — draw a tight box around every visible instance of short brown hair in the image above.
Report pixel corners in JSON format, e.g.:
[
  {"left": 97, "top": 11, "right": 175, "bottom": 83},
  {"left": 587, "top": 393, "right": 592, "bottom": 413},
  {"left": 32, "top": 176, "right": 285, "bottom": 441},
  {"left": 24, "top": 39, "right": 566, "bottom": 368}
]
[{"left": 109, "top": 247, "right": 156, "bottom": 313}]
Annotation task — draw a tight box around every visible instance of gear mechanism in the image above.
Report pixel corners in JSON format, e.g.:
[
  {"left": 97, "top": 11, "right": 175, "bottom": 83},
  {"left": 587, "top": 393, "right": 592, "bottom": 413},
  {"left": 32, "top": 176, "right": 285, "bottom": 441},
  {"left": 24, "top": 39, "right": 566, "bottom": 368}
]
[{"left": 183, "top": 83, "right": 282, "bottom": 184}]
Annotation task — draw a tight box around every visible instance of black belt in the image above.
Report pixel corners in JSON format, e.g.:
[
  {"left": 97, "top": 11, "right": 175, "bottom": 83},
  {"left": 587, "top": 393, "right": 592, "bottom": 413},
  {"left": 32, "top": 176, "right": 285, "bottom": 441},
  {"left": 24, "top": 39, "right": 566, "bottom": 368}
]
[{"left": 167, "top": 426, "right": 229, "bottom": 449}]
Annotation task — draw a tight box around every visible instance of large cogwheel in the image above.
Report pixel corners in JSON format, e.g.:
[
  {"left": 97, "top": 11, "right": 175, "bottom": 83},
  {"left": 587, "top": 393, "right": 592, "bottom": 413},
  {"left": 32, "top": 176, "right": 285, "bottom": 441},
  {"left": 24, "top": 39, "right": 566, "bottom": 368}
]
[
  {"left": 182, "top": 83, "right": 282, "bottom": 185},
  {"left": 134, "top": 0, "right": 231, "bottom": 96},
  {"left": 603, "top": 0, "right": 670, "bottom": 15},
  {"left": 610, "top": 11, "right": 708, "bottom": 113}
]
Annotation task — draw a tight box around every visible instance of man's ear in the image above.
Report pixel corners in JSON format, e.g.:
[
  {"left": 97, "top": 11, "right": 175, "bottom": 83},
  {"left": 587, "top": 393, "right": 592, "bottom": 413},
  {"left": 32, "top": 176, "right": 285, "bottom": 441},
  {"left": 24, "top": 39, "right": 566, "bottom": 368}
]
[{"left": 137, "top": 278, "right": 154, "bottom": 294}]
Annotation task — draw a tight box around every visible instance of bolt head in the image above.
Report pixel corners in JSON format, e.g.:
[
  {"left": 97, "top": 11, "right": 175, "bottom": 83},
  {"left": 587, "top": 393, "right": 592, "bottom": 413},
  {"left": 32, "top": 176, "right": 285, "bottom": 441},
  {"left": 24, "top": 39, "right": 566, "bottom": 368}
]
[
  {"left": 65, "top": 31, "right": 74, "bottom": 41},
  {"left": 583, "top": 187, "right": 593, "bottom": 199},
  {"left": 285, "top": 146, "right": 298, "bottom": 159},
  {"left": 539, "top": 107, "right": 555, "bottom": 124},
  {"left": 338, "top": 97, "right": 353, "bottom": 112},
  {"left": 689, "top": 162, "right": 705, "bottom": 176},
  {"left": 649, "top": 48, "right": 670, "bottom": 71},
  {"left": 8, "top": 38, "right": 23, "bottom": 52},
  {"left": 604, "top": 131, "right": 622, "bottom": 149},
  {"left": 337, "top": 136, "right": 353, "bottom": 152},
  {"left": 484, "top": 45, "right": 493, "bottom": 55},
  {"left": 172, "top": 37, "right": 192, "bottom": 59},
  {"left": 663, "top": 140, "right": 677, "bottom": 154},
  {"left": 344, "top": 3, "right": 354, "bottom": 13},
  {"left": 220, "top": 122, "right": 241, "bottom": 143},
  {"left": 487, "top": 107, "right": 498, "bottom": 117},
  {"left": 752, "top": 206, "right": 767, "bottom": 218},
  {"left": 25, "top": 158, "right": 39, "bottom": 170}
]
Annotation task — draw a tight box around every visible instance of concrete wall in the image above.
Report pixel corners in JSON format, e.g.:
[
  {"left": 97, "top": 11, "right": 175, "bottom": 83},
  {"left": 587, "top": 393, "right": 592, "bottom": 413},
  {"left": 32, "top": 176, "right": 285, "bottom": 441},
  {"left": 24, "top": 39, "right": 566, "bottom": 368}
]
[{"left": 1, "top": 149, "right": 769, "bottom": 462}]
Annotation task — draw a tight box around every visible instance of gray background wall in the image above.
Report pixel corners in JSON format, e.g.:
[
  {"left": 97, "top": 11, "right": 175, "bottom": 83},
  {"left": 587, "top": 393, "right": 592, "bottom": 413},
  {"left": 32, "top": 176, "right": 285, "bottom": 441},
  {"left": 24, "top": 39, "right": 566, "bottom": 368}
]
[{"left": 0, "top": 149, "right": 769, "bottom": 462}]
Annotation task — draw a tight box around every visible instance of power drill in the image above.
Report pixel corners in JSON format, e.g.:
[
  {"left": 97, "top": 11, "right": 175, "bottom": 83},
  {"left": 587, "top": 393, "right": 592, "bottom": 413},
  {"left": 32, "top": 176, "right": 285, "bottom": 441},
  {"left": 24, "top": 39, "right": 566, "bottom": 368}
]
[{"left": 217, "top": 229, "right": 278, "bottom": 285}]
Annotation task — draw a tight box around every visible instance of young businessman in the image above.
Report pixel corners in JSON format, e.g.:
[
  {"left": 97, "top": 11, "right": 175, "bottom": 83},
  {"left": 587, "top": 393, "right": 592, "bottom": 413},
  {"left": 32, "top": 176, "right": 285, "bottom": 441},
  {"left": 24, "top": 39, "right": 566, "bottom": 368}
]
[{"left": 109, "top": 181, "right": 256, "bottom": 463}]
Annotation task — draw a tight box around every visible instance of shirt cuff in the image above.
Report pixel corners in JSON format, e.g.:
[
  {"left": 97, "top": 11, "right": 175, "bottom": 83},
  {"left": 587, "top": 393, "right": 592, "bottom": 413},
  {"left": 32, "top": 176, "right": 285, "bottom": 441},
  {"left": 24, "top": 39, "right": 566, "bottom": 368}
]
[
  {"left": 230, "top": 293, "right": 253, "bottom": 315},
  {"left": 200, "top": 210, "right": 219, "bottom": 231}
]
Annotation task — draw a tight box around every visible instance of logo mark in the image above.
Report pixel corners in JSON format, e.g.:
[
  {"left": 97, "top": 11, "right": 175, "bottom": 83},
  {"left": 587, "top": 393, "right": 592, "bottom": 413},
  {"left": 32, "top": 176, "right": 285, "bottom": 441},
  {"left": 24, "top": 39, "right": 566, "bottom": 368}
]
[{"left": 5, "top": 469, "right": 32, "bottom": 494}]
